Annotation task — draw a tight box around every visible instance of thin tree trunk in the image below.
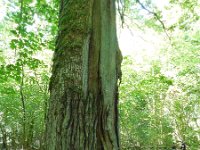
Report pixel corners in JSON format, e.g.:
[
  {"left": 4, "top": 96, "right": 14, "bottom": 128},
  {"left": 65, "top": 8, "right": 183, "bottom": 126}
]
[
  {"left": 20, "top": 63, "right": 26, "bottom": 148},
  {"left": 46, "top": 0, "right": 121, "bottom": 149},
  {"left": 0, "top": 126, "right": 8, "bottom": 150}
]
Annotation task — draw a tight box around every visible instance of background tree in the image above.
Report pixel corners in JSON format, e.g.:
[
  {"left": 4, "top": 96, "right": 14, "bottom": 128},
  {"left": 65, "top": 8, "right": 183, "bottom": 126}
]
[
  {"left": 0, "top": 0, "right": 58, "bottom": 149},
  {"left": 46, "top": 0, "right": 121, "bottom": 149}
]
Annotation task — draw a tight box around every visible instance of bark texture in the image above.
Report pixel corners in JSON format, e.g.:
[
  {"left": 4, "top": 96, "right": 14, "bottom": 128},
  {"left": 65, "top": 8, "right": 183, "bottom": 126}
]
[{"left": 46, "top": 0, "right": 122, "bottom": 149}]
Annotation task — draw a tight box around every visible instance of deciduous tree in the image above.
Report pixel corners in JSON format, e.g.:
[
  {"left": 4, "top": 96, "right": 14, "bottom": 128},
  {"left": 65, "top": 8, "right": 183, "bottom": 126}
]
[{"left": 46, "top": 0, "right": 122, "bottom": 149}]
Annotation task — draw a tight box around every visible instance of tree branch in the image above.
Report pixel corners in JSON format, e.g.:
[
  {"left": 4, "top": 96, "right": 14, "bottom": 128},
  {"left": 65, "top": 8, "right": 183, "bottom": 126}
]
[{"left": 136, "top": 0, "right": 171, "bottom": 41}]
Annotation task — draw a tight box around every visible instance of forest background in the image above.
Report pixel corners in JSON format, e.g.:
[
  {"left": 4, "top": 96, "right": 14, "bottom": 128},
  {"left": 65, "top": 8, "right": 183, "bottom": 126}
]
[{"left": 0, "top": 0, "right": 200, "bottom": 149}]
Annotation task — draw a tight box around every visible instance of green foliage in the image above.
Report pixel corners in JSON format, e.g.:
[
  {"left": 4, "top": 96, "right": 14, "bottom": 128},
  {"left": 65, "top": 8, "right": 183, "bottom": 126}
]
[
  {"left": 119, "top": 1, "right": 200, "bottom": 149},
  {"left": 0, "top": 0, "right": 58, "bottom": 149},
  {"left": 120, "top": 57, "right": 174, "bottom": 149}
]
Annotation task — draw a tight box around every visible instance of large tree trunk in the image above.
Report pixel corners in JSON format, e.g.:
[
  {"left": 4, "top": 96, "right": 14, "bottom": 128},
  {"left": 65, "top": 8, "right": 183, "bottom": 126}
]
[{"left": 46, "top": 0, "right": 122, "bottom": 149}]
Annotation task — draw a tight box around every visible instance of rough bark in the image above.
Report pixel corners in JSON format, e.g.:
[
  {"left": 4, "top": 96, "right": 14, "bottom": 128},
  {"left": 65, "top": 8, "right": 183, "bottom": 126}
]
[{"left": 46, "top": 0, "right": 122, "bottom": 149}]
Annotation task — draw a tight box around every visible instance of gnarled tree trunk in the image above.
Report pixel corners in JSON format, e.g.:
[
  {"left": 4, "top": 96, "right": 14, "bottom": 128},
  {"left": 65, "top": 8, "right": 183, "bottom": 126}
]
[{"left": 46, "top": 0, "right": 122, "bottom": 149}]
